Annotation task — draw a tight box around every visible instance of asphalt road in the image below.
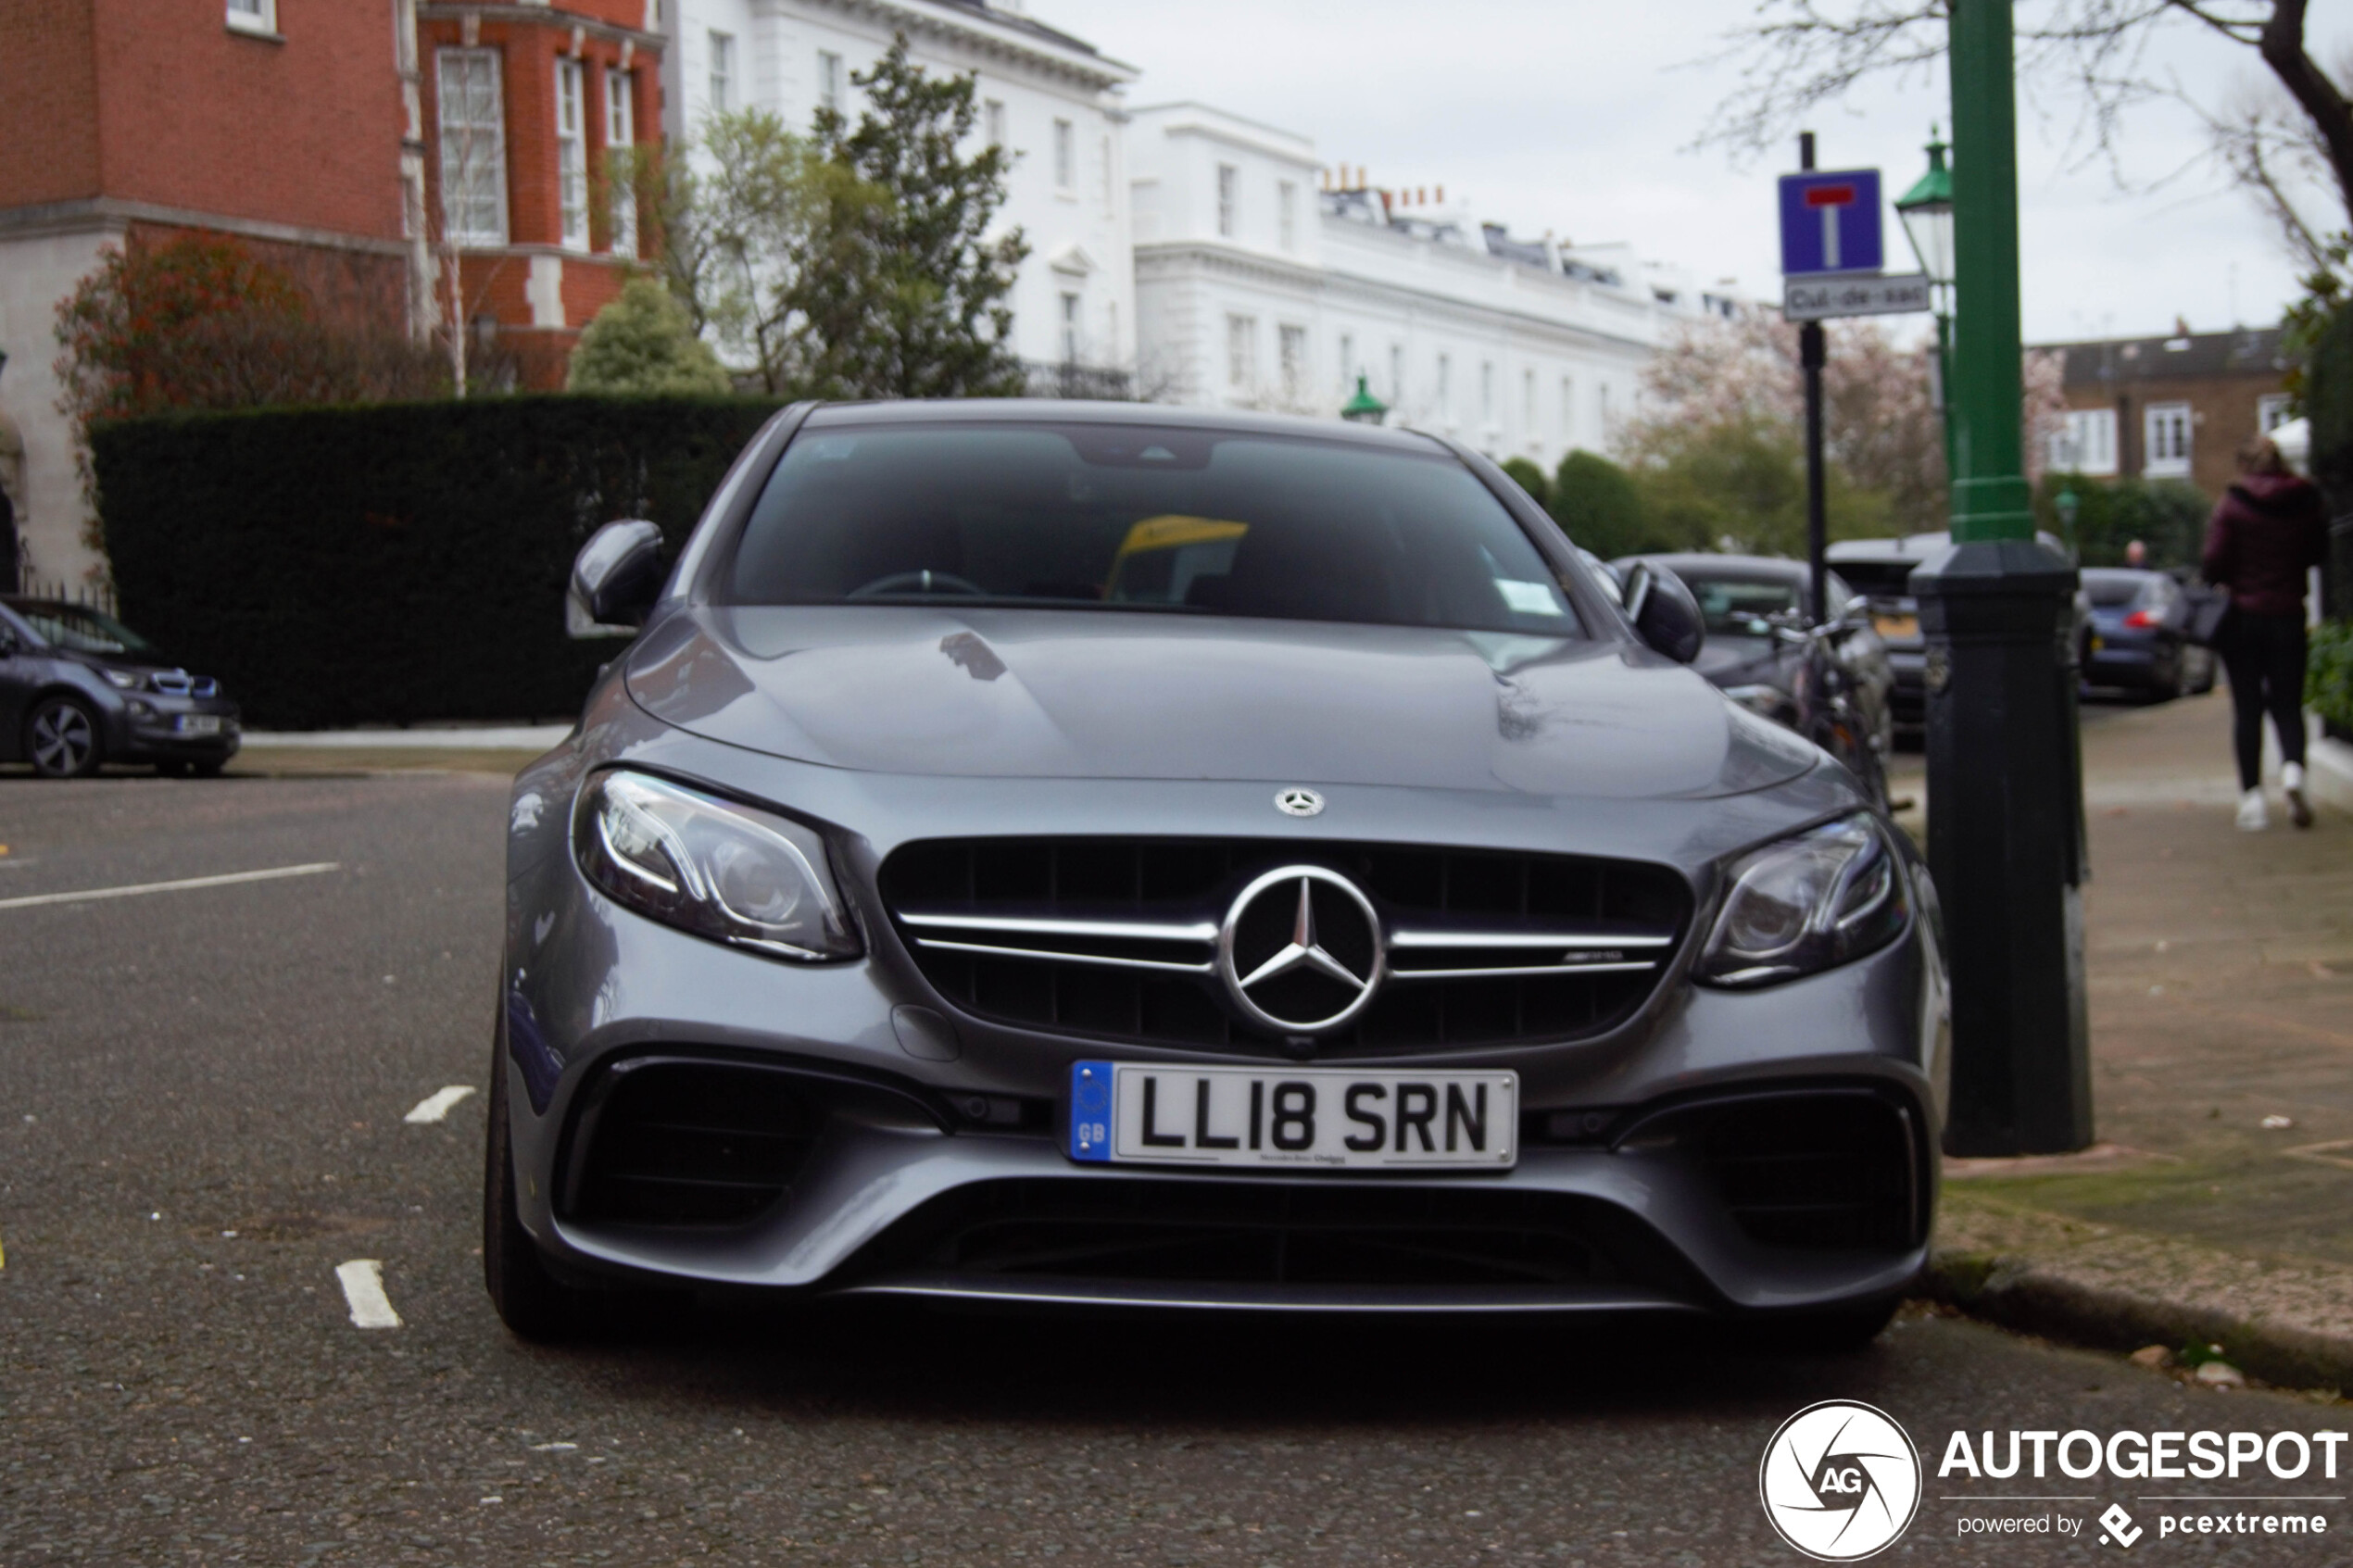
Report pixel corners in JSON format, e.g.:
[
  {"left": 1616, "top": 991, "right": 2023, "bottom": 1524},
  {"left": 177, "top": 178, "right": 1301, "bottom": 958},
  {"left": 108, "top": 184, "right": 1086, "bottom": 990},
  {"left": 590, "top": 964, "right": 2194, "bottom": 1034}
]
[{"left": 2, "top": 771, "right": 2347, "bottom": 1567}]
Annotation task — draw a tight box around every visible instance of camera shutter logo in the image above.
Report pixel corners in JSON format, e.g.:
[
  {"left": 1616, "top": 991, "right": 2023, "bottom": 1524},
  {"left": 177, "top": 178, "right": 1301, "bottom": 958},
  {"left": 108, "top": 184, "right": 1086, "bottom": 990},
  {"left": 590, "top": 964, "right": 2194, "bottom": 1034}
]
[{"left": 1757, "top": 1400, "right": 1921, "bottom": 1561}]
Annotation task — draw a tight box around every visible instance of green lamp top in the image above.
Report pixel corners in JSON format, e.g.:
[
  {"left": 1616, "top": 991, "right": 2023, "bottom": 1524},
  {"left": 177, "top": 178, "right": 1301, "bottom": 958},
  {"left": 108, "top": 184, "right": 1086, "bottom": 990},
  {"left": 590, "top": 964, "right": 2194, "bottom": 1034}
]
[
  {"left": 1895, "top": 130, "right": 1952, "bottom": 213},
  {"left": 1340, "top": 373, "right": 1388, "bottom": 421}
]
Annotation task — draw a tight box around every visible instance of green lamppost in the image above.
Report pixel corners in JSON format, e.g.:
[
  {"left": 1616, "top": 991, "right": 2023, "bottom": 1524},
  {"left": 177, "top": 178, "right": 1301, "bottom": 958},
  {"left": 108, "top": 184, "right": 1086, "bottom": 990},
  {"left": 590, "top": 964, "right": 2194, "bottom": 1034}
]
[
  {"left": 1895, "top": 132, "right": 1957, "bottom": 484},
  {"left": 1910, "top": 0, "right": 2092, "bottom": 1155},
  {"left": 1340, "top": 373, "right": 1389, "bottom": 425}
]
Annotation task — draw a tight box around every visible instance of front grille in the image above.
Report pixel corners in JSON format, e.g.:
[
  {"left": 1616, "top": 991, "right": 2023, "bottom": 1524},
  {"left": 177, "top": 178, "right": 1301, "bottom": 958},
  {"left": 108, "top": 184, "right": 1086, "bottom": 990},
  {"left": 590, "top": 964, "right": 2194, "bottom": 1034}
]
[
  {"left": 563, "top": 1060, "right": 820, "bottom": 1226},
  {"left": 861, "top": 1177, "right": 1696, "bottom": 1293},
  {"left": 1687, "top": 1092, "right": 1922, "bottom": 1251},
  {"left": 880, "top": 837, "right": 1689, "bottom": 1053}
]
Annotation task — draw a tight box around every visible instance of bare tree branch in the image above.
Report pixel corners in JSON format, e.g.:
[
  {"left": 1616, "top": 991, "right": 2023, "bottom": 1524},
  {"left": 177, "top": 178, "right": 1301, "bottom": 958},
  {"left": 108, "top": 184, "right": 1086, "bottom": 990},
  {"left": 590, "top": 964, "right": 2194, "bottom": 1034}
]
[{"left": 1695, "top": 0, "right": 2351, "bottom": 283}]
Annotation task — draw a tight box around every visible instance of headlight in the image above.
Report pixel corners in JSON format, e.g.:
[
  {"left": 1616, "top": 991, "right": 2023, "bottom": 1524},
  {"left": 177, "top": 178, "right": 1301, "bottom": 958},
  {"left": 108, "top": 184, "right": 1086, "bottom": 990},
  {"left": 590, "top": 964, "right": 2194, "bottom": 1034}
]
[
  {"left": 1695, "top": 813, "right": 1907, "bottom": 986},
  {"left": 573, "top": 771, "right": 862, "bottom": 961},
  {"left": 101, "top": 669, "right": 141, "bottom": 690},
  {"left": 1721, "top": 684, "right": 1792, "bottom": 721}
]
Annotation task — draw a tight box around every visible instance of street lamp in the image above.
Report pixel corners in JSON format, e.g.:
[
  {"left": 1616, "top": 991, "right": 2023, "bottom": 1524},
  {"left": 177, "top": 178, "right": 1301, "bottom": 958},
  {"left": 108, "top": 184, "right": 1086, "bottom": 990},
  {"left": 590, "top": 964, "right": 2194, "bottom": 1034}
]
[
  {"left": 1908, "top": 2, "right": 2092, "bottom": 1157},
  {"left": 1340, "top": 373, "right": 1388, "bottom": 425},
  {"left": 1896, "top": 131, "right": 1957, "bottom": 484}
]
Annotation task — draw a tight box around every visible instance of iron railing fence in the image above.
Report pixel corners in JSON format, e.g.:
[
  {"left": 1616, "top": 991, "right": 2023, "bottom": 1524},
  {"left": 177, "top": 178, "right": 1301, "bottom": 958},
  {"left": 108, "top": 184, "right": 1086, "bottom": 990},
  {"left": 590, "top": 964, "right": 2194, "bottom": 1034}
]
[{"left": 8, "top": 565, "right": 117, "bottom": 618}]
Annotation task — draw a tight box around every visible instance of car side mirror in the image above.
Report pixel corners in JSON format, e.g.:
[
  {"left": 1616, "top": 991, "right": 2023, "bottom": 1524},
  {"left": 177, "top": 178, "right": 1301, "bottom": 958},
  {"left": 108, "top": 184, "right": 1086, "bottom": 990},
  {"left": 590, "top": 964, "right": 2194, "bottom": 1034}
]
[
  {"left": 0, "top": 625, "right": 17, "bottom": 656},
  {"left": 1619, "top": 561, "right": 1705, "bottom": 664},
  {"left": 566, "top": 520, "right": 666, "bottom": 638}
]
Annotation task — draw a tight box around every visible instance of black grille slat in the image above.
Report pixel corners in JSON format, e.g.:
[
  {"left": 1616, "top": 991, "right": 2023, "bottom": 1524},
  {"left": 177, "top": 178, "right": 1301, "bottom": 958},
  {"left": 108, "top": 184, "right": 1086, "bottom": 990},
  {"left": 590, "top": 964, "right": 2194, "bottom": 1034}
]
[{"left": 881, "top": 838, "right": 1688, "bottom": 1055}]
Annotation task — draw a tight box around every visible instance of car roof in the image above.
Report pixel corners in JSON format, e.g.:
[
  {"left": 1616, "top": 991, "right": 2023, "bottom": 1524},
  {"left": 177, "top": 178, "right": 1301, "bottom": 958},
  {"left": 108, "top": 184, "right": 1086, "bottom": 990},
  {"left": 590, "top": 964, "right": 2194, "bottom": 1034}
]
[
  {"left": 2079, "top": 567, "right": 2170, "bottom": 583},
  {"left": 1828, "top": 529, "right": 2071, "bottom": 560},
  {"left": 799, "top": 398, "right": 1455, "bottom": 458},
  {"left": 1826, "top": 532, "right": 1947, "bottom": 561},
  {"left": 1614, "top": 552, "right": 1811, "bottom": 582}
]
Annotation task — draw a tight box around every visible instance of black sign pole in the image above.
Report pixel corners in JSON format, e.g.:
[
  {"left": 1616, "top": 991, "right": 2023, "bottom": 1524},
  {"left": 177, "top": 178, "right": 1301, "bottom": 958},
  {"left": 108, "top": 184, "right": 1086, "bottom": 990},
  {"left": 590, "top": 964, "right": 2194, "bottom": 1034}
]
[{"left": 1798, "top": 134, "right": 1829, "bottom": 626}]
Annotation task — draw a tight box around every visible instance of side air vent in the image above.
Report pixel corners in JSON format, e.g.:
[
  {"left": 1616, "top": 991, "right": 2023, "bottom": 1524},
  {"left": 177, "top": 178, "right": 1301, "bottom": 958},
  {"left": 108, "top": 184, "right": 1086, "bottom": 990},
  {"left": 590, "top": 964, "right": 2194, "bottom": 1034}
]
[
  {"left": 563, "top": 1060, "right": 820, "bottom": 1226},
  {"left": 1687, "top": 1092, "right": 1922, "bottom": 1252}
]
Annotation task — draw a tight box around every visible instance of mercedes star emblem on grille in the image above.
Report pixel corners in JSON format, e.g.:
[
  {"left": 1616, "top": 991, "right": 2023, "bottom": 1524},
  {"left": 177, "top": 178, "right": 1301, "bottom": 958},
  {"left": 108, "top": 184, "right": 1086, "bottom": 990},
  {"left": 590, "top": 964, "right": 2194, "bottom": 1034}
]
[
  {"left": 1216, "top": 866, "right": 1384, "bottom": 1033},
  {"left": 1273, "top": 787, "right": 1326, "bottom": 818}
]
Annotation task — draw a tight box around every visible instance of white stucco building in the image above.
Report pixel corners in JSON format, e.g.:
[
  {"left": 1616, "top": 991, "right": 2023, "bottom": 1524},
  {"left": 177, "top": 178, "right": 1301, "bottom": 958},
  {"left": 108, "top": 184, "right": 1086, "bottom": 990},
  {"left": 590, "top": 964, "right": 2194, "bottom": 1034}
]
[
  {"left": 666, "top": 0, "right": 1139, "bottom": 387},
  {"left": 1127, "top": 102, "right": 1736, "bottom": 464}
]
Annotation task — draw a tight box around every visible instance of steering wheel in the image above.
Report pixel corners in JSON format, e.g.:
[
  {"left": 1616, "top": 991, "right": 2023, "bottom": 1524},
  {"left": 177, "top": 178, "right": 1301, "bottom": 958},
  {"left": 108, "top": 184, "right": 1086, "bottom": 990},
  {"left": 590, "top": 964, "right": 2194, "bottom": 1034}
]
[{"left": 845, "top": 570, "right": 989, "bottom": 600}]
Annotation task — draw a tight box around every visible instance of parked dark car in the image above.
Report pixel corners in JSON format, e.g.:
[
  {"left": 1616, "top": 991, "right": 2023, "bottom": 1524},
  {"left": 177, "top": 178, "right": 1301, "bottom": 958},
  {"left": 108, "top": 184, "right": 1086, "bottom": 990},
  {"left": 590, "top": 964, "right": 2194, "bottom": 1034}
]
[
  {"left": 1828, "top": 531, "right": 2091, "bottom": 735},
  {"left": 0, "top": 598, "right": 240, "bottom": 778},
  {"left": 2079, "top": 568, "right": 2216, "bottom": 699},
  {"left": 486, "top": 402, "right": 1948, "bottom": 1349},
  {"left": 1615, "top": 551, "right": 1891, "bottom": 738}
]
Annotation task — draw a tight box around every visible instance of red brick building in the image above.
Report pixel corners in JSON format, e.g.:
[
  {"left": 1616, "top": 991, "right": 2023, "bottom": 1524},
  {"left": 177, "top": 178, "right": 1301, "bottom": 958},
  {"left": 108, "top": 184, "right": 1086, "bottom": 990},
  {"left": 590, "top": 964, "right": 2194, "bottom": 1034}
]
[
  {"left": 0, "top": 0, "right": 664, "bottom": 587},
  {"left": 2032, "top": 326, "right": 2294, "bottom": 501},
  {"left": 417, "top": 1, "right": 666, "bottom": 390}
]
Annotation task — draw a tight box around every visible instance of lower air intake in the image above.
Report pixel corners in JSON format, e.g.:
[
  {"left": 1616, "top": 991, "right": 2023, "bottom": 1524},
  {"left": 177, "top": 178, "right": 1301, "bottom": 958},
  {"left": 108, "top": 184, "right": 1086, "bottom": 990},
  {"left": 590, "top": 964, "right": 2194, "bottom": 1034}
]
[{"left": 863, "top": 1178, "right": 1696, "bottom": 1292}]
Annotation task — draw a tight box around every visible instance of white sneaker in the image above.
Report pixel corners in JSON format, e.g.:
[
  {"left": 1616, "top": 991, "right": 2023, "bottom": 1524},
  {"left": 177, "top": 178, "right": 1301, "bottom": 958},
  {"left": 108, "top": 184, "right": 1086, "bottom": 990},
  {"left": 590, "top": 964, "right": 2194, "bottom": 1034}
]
[
  {"left": 2283, "top": 762, "right": 2314, "bottom": 829},
  {"left": 2237, "top": 788, "right": 2270, "bottom": 832}
]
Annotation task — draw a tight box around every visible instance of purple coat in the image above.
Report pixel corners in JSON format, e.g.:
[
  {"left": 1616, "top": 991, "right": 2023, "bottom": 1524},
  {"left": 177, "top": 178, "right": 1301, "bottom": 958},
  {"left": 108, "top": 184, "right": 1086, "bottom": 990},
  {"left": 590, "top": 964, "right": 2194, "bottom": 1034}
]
[{"left": 2201, "top": 472, "right": 2328, "bottom": 618}]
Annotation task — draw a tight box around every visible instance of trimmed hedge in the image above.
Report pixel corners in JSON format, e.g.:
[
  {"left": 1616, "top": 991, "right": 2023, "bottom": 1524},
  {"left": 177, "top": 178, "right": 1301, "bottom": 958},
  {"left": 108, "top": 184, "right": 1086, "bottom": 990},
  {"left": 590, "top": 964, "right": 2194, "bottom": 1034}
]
[
  {"left": 2310, "top": 619, "right": 2353, "bottom": 734},
  {"left": 94, "top": 395, "right": 784, "bottom": 728}
]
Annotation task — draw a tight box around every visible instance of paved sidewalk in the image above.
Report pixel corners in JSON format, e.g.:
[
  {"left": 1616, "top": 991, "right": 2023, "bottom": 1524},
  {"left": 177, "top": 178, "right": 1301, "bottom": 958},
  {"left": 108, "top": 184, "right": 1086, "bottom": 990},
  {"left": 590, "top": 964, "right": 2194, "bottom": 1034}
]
[{"left": 1914, "top": 689, "right": 2353, "bottom": 1386}]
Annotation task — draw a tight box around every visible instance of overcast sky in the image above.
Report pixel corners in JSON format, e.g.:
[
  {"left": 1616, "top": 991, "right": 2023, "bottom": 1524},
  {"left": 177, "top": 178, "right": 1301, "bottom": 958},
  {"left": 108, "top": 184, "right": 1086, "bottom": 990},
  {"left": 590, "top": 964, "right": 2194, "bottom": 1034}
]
[{"left": 1037, "top": 0, "right": 2347, "bottom": 345}]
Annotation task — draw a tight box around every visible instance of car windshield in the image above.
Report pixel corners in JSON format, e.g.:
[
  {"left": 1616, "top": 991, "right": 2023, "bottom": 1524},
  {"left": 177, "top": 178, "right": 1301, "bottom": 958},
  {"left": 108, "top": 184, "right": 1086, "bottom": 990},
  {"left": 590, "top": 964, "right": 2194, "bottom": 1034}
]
[
  {"left": 725, "top": 423, "right": 1586, "bottom": 635},
  {"left": 1828, "top": 559, "right": 1918, "bottom": 600},
  {"left": 1681, "top": 574, "right": 1802, "bottom": 636},
  {"left": 7, "top": 601, "right": 158, "bottom": 657},
  {"left": 2082, "top": 572, "right": 2150, "bottom": 608}
]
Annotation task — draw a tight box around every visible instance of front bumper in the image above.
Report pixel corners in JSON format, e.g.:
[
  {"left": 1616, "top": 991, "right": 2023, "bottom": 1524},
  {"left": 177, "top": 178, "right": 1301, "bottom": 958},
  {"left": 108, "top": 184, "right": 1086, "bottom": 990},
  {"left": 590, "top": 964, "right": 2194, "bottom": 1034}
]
[
  {"left": 108, "top": 694, "right": 242, "bottom": 762},
  {"left": 501, "top": 884, "right": 1943, "bottom": 1317}
]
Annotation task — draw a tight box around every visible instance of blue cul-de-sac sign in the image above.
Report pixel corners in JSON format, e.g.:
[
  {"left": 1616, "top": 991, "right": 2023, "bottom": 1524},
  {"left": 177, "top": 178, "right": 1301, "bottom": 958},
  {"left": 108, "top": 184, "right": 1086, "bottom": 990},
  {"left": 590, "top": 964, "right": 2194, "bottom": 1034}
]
[{"left": 1778, "top": 169, "right": 1884, "bottom": 276}]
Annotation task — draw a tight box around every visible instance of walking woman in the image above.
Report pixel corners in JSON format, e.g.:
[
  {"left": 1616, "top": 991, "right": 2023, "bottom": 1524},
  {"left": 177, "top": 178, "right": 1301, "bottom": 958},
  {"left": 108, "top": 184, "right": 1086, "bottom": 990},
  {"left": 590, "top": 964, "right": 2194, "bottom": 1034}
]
[{"left": 2201, "top": 433, "right": 2330, "bottom": 830}]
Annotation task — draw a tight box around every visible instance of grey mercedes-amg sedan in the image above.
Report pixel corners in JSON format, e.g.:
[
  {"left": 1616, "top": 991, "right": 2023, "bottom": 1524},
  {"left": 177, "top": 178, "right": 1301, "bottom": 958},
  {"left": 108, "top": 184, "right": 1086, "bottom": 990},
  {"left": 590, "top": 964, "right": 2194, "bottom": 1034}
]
[{"left": 486, "top": 401, "right": 1949, "bottom": 1344}]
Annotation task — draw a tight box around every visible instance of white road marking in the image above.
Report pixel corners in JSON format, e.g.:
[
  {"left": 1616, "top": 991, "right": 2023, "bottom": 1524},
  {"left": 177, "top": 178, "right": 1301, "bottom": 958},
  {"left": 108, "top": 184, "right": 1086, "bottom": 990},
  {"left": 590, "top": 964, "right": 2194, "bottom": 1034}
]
[
  {"left": 403, "top": 1085, "right": 477, "bottom": 1124},
  {"left": 0, "top": 861, "right": 340, "bottom": 912},
  {"left": 334, "top": 1259, "right": 402, "bottom": 1330}
]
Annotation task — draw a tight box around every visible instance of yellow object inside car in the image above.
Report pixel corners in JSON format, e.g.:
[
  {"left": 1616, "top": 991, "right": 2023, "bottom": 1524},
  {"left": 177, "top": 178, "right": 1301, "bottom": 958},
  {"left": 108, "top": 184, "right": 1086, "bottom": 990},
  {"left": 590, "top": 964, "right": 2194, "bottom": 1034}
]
[{"left": 1103, "top": 514, "right": 1251, "bottom": 601}]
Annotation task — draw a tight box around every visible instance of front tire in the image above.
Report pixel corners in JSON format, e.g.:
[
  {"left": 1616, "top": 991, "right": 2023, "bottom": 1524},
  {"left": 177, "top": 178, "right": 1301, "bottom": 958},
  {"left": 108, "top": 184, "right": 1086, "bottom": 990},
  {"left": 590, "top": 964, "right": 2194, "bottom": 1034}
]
[
  {"left": 483, "top": 1022, "right": 589, "bottom": 1341},
  {"left": 26, "top": 696, "right": 103, "bottom": 779}
]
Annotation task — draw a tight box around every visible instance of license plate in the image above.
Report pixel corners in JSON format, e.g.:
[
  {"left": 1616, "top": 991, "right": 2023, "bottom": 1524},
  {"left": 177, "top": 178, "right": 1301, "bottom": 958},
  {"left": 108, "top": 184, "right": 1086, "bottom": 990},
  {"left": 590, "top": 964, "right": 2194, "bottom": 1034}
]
[
  {"left": 176, "top": 715, "right": 221, "bottom": 735},
  {"left": 1068, "top": 1061, "right": 1517, "bottom": 1170},
  {"left": 1872, "top": 613, "right": 1919, "bottom": 641}
]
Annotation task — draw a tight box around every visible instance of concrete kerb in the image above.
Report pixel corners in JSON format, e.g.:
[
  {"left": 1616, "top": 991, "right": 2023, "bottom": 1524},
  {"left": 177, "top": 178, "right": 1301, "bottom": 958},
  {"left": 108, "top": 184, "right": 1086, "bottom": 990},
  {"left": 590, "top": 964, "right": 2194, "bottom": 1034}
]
[{"left": 1924, "top": 1195, "right": 2353, "bottom": 1393}]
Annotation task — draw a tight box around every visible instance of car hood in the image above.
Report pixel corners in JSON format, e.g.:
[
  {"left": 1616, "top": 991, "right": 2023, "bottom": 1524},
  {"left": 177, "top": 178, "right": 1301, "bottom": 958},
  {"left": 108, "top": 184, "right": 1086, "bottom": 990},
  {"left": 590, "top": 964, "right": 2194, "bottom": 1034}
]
[{"left": 623, "top": 607, "right": 1819, "bottom": 799}]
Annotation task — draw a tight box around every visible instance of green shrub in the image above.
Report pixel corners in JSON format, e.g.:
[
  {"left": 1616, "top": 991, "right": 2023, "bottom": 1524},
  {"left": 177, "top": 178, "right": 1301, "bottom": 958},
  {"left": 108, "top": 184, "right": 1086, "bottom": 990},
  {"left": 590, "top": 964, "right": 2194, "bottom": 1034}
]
[
  {"left": 2310, "top": 620, "right": 2353, "bottom": 733},
  {"left": 1498, "top": 456, "right": 1550, "bottom": 510},
  {"left": 567, "top": 279, "right": 733, "bottom": 395},
  {"left": 94, "top": 395, "right": 784, "bottom": 728},
  {"left": 2033, "top": 473, "right": 2210, "bottom": 571},
  {"left": 1548, "top": 449, "right": 1647, "bottom": 558}
]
